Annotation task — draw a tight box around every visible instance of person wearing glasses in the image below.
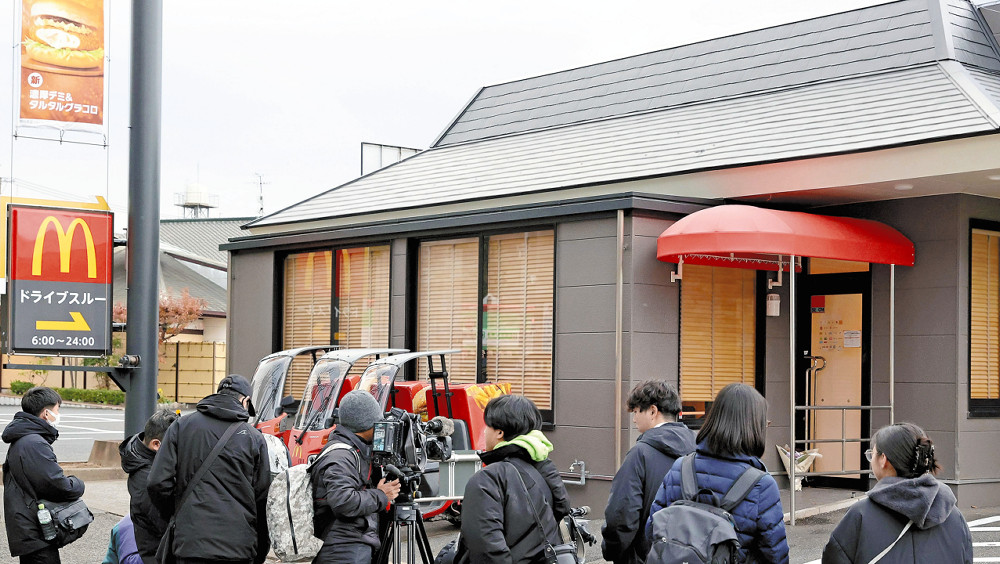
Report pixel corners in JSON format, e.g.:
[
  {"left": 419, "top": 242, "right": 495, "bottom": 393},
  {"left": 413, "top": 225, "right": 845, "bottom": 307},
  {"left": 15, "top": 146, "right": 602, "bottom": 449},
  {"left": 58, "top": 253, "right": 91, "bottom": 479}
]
[{"left": 822, "top": 423, "right": 972, "bottom": 563}]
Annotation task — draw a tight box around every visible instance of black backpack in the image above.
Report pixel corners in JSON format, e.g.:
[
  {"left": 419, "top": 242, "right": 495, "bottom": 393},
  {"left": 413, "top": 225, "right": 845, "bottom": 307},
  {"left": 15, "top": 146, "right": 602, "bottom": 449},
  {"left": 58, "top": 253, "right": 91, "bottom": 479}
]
[{"left": 646, "top": 453, "right": 766, "bottom": 564}]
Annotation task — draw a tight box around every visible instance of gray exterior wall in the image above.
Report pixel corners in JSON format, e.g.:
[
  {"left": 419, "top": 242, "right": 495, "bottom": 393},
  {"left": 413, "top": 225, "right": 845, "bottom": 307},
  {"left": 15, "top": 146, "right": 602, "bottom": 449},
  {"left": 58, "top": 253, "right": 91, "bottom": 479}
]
[
  {"left": 549, "top": 215, "right": 620, "bottom": 508},
  {"left": 390, "top": 238, "right": 409, "bottom": 350},
  {"left": 226, "top": 249, "right": 276, "bottom": 377},
  {"left": 828, "top": 194, "right": 1000, "bottom": 506}
]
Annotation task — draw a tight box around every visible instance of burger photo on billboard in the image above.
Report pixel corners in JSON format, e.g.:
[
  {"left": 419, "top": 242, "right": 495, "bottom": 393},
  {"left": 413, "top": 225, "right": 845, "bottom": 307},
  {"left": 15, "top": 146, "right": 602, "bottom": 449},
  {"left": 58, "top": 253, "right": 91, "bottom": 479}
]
[{"left": 23, "top": 0, "right": 104, "bottom": 70}]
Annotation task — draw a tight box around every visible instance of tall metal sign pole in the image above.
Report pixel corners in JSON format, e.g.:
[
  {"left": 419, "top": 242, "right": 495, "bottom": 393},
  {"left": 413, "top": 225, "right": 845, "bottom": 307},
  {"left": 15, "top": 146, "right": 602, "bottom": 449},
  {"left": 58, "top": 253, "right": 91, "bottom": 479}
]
[{"left": 124, "top": 0, "right": 162, "bottom": 436}]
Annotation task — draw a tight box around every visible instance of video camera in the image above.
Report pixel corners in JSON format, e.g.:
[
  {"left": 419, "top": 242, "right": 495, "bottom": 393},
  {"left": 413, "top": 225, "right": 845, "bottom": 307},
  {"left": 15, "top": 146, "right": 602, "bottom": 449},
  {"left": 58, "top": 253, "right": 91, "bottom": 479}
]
[{"left": 372, "top": 407, "right": 454, "bottom": 479}]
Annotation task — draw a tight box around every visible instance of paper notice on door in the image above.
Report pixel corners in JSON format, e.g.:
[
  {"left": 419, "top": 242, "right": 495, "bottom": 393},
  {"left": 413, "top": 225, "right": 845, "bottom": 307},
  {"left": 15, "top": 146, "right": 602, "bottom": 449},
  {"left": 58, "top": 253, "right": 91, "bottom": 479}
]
[{"left": 844, "top": 330, "right": 862, "bottom": 348}]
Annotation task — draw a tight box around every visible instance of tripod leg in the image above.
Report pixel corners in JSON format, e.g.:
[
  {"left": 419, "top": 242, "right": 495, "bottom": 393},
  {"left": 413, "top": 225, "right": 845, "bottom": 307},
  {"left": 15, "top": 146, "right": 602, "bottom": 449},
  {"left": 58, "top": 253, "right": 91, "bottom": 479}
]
[
  {"left": 414, "top": 508, "right": 435, "bottom": 564},
  {"left": 376, "top": 508, "right": 396, "bottom": 564}
]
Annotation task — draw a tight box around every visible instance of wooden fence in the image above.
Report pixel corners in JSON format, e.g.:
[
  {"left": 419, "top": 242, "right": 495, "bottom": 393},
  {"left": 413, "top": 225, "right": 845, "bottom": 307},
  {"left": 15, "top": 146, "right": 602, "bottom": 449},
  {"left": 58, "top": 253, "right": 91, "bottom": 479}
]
[
  {"left": 158, "top": 342, "right": 227, "bottom": 403},
  {"left": 0, "top": 342, "right": 227, "bottom": 404}
]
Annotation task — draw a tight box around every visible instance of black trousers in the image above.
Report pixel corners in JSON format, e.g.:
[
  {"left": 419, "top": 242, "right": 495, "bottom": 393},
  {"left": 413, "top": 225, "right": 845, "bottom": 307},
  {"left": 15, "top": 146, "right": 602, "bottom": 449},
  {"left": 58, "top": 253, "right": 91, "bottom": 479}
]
[
  {"left": 313, "top": 541, "right": 373, "bottom": 564},
  {"left": 19, "top": 545, "right": 59, "bottom": 564}
]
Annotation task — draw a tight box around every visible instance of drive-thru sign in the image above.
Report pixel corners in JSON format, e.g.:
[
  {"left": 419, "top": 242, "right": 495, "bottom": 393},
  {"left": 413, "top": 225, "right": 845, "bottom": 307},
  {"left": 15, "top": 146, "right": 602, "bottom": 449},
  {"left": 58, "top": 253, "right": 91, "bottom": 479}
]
[{"left": 6, "top": 205, "right": 113, "bottom": 356}]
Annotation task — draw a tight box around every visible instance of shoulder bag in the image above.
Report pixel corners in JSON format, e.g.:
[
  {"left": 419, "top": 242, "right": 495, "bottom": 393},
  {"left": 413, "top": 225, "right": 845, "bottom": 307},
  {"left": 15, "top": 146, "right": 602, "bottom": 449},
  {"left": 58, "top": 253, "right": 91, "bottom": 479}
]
[
  {"left": 9, "top": 448, "right": 93, "bottom": 548},
  {"left": 156, "top": 420, "right": 244, "bottom": 564},
  {"left": 506, "top": 462, "right": 580, "bottom": 564}
]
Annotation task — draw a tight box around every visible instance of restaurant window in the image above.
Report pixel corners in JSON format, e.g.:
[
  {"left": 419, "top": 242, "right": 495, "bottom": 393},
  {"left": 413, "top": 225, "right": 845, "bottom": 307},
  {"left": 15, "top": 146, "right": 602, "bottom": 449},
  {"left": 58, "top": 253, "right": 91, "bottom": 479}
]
[
  {"left": 282, "top": 250, "right": 332, "bottom": 398},
  {"left": 282, "top": 245, "right": 391, "bottom": 398},
  {"left": 417, "top": 238, "right": 480, "bottom": 384},
  {"left": 484, "top": 231, "right": 554, "bottom": 410},
  {"left": 680, "top": 264, "right": 756, "bottom": 415},
  {"left": 416, "top": 230, "right": 555, "bottom": 414},
  {"left": 971, "top": 223, "right": 1000, "bottom": 417},
  {"left": 336, "top": 245, "right": 391, "bottom": 374}
]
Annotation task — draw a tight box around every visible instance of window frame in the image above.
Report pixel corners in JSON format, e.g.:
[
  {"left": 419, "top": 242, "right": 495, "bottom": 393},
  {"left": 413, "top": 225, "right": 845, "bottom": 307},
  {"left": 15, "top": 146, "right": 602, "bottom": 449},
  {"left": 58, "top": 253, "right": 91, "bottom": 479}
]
[
  {"left": 969, "top": 219, "right": 1000, "bottom": 418},
  {"left": 677, "top": 266, "right": 766, "bottom": 419},
  {"left": 276, "top": 241, "right": 393, "bottom": 350},
  {"left": 408, "top": 226, "right": 557, "bottom": 423}
]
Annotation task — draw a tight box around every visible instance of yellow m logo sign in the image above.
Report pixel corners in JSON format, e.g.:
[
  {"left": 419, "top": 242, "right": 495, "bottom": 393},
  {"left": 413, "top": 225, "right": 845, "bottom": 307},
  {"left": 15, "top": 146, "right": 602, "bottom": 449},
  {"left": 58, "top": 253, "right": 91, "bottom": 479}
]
[{"left": 31, "top": 216, "right": 97, "bottom": 279}]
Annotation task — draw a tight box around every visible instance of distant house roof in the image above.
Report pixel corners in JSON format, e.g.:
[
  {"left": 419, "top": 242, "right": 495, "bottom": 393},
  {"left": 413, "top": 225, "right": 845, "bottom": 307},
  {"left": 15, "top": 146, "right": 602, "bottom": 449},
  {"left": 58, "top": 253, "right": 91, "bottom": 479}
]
[
  {"left": 160, "top": 217, "right": 254, "bottom": 266},
  {"left": 113, "top": 218, "right": 249, "bottom": 315},
  {"left": 248, "top": 0, "right": 1000, "bottom": 230},
  {"left": 112, "top": 248, "right": 228, "bottom": 315}
]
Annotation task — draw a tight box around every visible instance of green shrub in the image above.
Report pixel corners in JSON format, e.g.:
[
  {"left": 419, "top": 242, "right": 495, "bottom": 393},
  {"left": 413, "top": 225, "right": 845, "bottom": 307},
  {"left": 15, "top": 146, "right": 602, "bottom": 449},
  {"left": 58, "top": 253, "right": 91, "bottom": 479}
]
[
  {"left": 54, "top": 387, "right": 125, "bottom": 405},
  {"left": 6, "top": 380, "right": 125, "bottom": 405}
]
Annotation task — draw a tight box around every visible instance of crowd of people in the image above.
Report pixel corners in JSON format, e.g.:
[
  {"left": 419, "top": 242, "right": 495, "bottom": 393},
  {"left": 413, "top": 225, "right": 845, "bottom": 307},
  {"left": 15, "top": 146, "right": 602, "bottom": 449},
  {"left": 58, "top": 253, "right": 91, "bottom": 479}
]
[{"left": 1, "top": 378, "right": 974, "bottom": 564}]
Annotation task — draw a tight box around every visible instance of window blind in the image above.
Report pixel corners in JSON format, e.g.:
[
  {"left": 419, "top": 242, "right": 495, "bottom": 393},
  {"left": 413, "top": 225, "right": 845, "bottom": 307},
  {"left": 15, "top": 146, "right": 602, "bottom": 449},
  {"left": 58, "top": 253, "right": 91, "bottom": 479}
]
[
  {"left": 484, "top": 231, "right": 554, "bottom": 409},
  {"left": 680, "top": 264, "right": 756, "bottom": 402},
  {"left": 282, "top": 251, "right": 333, "bottom": 398},
  {"left": 417, "top": 238, "right": 479, "bottom": 384},
  {"left": 336, "top": 246, "right": 391, "bottom": 374},
  {"left": 972, "top": 230, "right": 1000, "bottom": 400}
]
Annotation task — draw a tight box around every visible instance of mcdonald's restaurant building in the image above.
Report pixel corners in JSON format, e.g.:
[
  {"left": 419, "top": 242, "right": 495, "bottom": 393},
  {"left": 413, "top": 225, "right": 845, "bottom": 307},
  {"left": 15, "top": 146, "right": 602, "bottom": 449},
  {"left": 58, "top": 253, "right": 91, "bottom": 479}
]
[{"left": 225, "top": 0, "right": 1000, "bottom": 510}]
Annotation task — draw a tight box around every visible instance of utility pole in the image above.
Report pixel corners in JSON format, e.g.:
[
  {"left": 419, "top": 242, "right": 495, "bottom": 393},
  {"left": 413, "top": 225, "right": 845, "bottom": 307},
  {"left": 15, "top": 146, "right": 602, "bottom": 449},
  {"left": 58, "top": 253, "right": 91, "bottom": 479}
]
[
  {"left": 253, "top": 172, "right": 269, "bottom": 217},
  {"left": 124, "top": 0, "right": 162, "bottom": 436}
]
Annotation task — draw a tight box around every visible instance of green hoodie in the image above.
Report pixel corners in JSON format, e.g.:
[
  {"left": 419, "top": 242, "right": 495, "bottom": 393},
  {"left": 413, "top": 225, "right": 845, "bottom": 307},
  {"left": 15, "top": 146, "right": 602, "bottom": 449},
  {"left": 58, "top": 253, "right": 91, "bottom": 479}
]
[{"left": 494, "top": 429, "right": 553, "bottom": 462}]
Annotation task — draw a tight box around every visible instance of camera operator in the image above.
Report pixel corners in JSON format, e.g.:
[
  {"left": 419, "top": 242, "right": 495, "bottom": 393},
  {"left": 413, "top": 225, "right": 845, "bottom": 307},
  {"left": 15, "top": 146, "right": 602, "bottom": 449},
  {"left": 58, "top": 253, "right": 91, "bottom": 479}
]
[
  {"left": 455, "top": 394, "right": 571, "bottom": 564},
  {"left": 311, "top": 390, "right": 400, "bottom": 563}
]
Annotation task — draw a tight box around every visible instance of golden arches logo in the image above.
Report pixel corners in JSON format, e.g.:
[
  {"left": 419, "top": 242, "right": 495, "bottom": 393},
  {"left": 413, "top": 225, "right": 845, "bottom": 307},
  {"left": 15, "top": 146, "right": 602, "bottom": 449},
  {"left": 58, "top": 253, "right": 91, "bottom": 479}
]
[{"left": 31, "top": 216, "right": 97, "bottom": 279}]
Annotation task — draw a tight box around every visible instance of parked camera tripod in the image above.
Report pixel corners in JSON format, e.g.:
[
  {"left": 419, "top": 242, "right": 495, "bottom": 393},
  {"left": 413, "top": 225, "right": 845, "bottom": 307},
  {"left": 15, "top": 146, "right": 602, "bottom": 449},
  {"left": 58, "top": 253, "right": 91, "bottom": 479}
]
[{"left": 375, "top": 467, "right": 435, "bottom": 564}]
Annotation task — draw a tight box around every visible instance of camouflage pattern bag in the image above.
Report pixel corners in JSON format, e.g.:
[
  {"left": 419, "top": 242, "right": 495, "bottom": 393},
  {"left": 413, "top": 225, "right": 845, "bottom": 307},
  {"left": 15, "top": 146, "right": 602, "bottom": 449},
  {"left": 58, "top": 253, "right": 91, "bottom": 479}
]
[{"left": 266, "top": 443, "right": 357, "bottom": 562}]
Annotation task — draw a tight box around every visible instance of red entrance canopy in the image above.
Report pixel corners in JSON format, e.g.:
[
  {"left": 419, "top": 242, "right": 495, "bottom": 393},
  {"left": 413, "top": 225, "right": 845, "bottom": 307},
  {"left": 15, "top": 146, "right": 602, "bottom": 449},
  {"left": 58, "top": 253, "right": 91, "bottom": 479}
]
[{"left": 657, "top": 205, "right": 914, "bottom": 269}]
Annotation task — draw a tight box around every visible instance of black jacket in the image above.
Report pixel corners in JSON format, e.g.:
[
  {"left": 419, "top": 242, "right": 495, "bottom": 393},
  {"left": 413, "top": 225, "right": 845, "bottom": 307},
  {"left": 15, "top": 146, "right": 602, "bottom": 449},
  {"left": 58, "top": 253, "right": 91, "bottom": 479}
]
[
  {"left": 602, "top": 422, "right": 696, "bottom": 564},
  {"left": 2, "top": 411, "right": 85, "bottom": 557},
  {"left": 822, "top": 474, "right": 973, "bottom": 563},
  {"left": 119, "top": 432, "right": 165, "bottom": 564},
  {"left": 310, "top": 426, "right": 388, "bottom": 555},
  {"left": 147, "top": 394, "right": 272, "bottom": 563},
  {"left": 456, "top": 444, "right": 572, "bottom": 564}
]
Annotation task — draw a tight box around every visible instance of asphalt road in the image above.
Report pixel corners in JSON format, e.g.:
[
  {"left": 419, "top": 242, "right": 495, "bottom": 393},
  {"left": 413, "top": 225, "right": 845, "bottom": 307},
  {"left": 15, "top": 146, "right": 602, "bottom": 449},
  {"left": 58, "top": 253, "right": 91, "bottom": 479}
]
[{"left": 0, "top": 404, "right": 125, "bottom": 463}]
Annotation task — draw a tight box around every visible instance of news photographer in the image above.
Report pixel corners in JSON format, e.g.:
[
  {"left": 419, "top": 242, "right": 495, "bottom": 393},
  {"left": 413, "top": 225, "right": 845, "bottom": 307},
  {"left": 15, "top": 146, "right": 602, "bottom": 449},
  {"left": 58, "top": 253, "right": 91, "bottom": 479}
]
[
  {"left": 310, "top": 390, "right": 401, "bottom": 564},
  {"left": 454, "top": 394, "right": 571, "bottom": 564}
]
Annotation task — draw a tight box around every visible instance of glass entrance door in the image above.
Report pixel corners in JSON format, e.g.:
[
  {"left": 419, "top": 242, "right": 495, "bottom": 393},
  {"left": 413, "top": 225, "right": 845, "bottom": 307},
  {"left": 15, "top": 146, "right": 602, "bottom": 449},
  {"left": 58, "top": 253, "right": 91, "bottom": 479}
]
[{"left": 796, "top": 266, "right": 871, "bottom": 488}]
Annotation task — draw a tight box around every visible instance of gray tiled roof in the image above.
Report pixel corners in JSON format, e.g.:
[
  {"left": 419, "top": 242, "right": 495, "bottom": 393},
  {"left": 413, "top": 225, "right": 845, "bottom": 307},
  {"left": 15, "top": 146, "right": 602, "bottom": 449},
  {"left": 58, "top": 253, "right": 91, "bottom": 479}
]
[
  {"left": 112, "top": 248, "right": 228, "bottom": 314},
  {"left": 249, "top": 0, "right": 1000, "bottom": 230},
  {"left": 160, "top": 218, "right": 253, "bottom": 266},
  {"left": 434, "top": 0, "right": 983, "bottom": 147}
]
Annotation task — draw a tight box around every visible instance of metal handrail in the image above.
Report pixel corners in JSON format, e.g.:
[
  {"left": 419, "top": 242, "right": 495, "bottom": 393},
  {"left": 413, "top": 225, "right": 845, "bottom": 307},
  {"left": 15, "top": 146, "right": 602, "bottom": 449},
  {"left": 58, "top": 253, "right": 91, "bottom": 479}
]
[{"left": 793, "top": 404, "right": 891, "bottom": 476}]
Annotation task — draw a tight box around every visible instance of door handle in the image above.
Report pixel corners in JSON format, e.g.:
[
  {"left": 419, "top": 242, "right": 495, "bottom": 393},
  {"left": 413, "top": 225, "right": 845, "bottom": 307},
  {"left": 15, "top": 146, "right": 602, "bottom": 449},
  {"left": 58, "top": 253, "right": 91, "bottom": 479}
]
[{"left": 803, "top": 354, "right": 827, "bottom": 372}]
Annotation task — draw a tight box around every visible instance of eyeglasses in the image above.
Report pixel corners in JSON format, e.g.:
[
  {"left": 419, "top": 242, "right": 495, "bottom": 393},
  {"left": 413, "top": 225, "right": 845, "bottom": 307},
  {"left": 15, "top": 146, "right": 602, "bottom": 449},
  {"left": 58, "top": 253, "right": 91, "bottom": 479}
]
[{"left": 864, "top": 448, "right": 875, "bottom": 462}]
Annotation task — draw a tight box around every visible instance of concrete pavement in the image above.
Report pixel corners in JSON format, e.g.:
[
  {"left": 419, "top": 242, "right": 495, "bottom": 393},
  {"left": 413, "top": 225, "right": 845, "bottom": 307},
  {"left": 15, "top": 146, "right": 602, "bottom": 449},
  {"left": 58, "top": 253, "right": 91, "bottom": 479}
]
[{"left": 3, "top": 475, "right": 999, "bottom": 563}]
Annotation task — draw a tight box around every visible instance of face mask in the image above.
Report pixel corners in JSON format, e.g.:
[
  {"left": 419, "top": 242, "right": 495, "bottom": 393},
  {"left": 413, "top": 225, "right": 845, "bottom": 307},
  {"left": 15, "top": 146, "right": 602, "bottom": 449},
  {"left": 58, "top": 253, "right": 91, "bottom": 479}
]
[{"left": 46, "top": 410, "right": 61, "bottom": 428}]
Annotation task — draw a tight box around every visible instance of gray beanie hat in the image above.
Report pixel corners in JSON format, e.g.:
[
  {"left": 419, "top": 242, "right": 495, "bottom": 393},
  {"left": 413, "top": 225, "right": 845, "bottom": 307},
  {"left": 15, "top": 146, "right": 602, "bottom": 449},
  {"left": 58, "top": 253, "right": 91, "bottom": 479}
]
[{"left": 338, "top": 390, "right": 383, "bottom": 433}]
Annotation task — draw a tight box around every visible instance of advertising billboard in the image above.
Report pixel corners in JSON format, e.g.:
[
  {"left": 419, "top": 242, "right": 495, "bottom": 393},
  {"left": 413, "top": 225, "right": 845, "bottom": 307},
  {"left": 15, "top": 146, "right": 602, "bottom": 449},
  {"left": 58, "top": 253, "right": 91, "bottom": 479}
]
[
  {"left": 7, "top": 205, "right": 113, "bottom": 356},
  {"left": 18, "top": 0, "right": 106, "bottom": 131}
]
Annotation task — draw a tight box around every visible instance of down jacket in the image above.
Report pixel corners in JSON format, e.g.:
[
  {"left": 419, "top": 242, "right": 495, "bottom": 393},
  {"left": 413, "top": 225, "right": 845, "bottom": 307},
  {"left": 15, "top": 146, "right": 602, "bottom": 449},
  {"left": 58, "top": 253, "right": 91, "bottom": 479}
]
[
  {"left": 147, "top": 393, "right": 272, "bottom": 564},
  {"left": 602, "top": 422, "right": 696, "bottom": 564},
  {"left": 822, "top": 473, "right": 972, "bottom": 563},
  {"left": 310, "top": 426, "right": 388, "bottom": 553},
  {"left": 646, "top": 442, "right": 789, "bottom": 564},
  {"left": 2, "top": 411, "right": 85, "bottom": 557},
  {"left": 119, "top": 433, "right": 165, "bottom": 563},
  {"left": 456, "top": 443, "right": 572, "bottom": 564}
]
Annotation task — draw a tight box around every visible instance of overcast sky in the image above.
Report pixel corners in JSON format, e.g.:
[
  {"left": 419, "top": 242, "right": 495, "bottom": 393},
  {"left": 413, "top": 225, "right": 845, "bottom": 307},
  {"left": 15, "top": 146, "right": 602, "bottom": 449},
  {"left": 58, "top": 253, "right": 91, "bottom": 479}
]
[{"left": 0, "top": 0, "right": 889, "bottom": 226}]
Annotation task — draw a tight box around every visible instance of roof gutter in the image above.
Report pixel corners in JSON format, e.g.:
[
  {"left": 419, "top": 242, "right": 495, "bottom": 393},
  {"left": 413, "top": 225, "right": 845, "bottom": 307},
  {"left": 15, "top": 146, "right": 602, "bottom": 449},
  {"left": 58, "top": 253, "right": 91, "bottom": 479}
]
[{"left": 222, "top": 193, "right": 714, "bottom": 252}]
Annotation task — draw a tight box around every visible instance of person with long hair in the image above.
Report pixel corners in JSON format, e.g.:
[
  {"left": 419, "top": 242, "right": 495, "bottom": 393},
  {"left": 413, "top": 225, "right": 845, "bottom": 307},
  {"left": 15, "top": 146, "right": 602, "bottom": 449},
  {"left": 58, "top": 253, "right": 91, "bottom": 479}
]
[
  {"left": 822, "top": 423, "right": 972, "bottom": 563},
  {"left": 645, "top": 383, "right": 788, "bottom": 564}
]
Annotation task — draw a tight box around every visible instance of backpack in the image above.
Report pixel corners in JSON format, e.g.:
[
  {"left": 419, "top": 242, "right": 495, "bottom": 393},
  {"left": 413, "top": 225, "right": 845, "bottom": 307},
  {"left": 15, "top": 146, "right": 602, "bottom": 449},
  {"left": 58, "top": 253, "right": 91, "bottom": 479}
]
[
  {"left": 262, "top": 433, "right": 291, "bottom": 476},
  {"left": 646, "top": 453, "right": 766, "bottom": 564},
  {"left": 266, "top": 442, "right": 360, "bottom": 562}
]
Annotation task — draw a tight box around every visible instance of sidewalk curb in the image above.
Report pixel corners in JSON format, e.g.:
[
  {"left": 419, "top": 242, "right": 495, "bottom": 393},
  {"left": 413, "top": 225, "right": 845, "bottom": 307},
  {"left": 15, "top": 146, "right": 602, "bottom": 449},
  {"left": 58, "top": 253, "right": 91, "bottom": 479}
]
[{"left": 783, "top": 494, "right": 866, "bottom": 523}]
